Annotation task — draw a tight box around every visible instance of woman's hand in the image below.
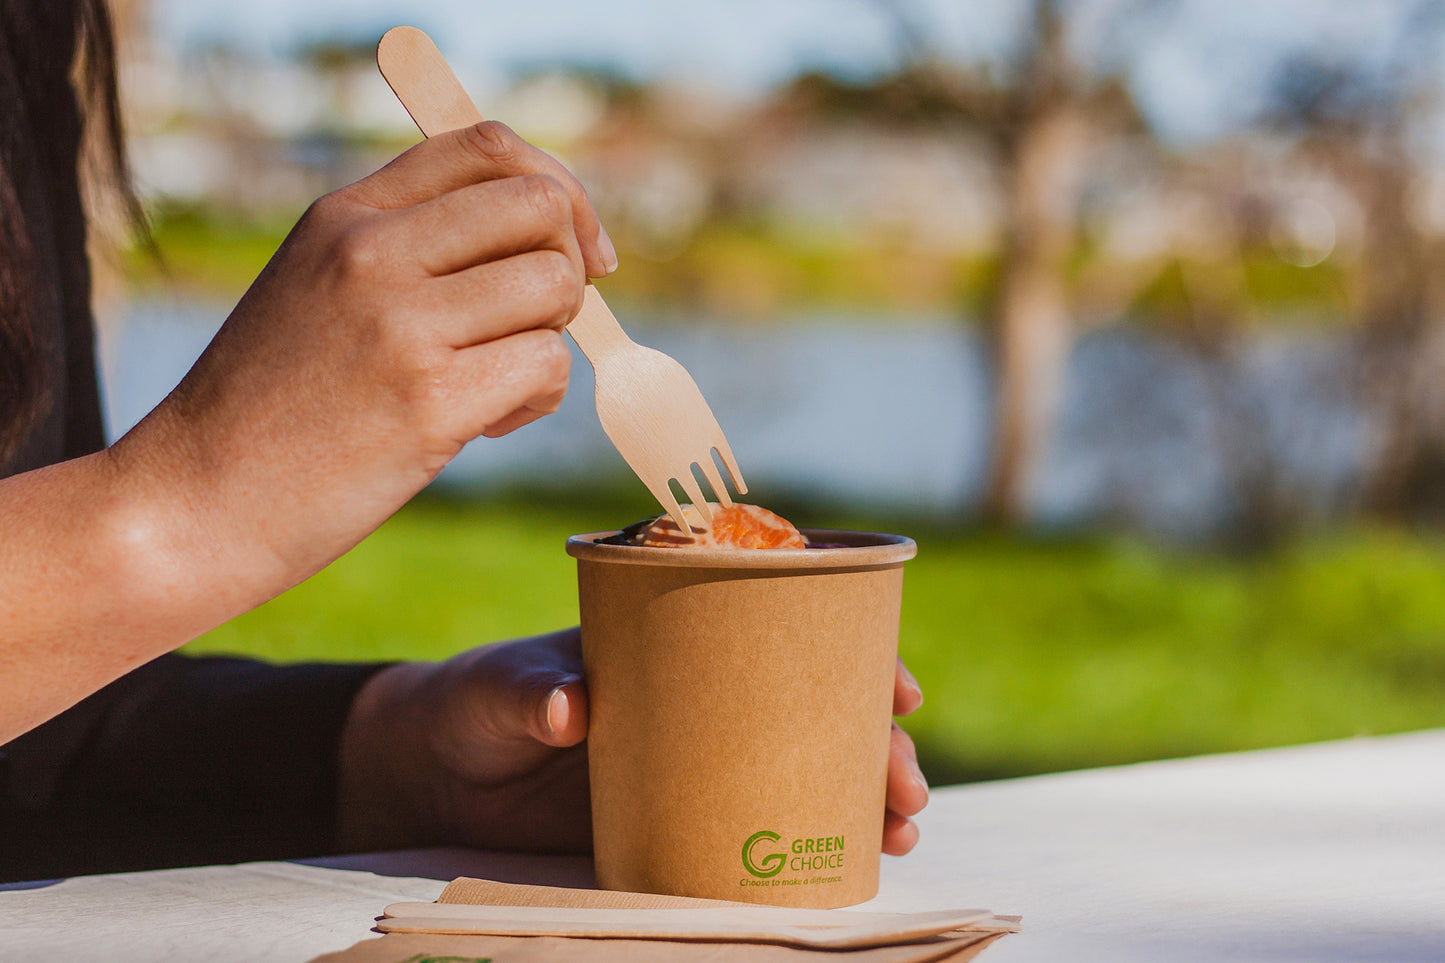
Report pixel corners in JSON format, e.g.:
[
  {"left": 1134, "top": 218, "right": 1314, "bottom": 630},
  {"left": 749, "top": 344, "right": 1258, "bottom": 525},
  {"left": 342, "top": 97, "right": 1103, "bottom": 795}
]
[
  {"left": 336, "top": 629, "right": 930, "bottom": 856},
  {"left": 0, "top": 124, "right": 617, "bottom": 743},
  {"left": 885, "top": 657, "right": 929, "bottom": 855},
  {"left": 338, "top": 629, "right": 593, "bottom": 854},
  {"left": 119, "top": 122, "right": 616, "bottom": 612}
]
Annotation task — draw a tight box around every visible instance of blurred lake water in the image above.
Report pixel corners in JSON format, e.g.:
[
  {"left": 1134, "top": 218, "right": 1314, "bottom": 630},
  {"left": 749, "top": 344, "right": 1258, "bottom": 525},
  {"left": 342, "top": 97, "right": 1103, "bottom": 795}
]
[{"left": 100, "top": 299, "right": 1374, "bottom": 537}]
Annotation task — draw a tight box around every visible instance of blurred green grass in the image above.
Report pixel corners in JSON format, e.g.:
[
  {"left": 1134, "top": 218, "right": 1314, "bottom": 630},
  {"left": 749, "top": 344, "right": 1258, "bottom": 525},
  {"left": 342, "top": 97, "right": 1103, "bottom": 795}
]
[
  {"left": 185, "top": 493, "right": 1445, "bottom": 786},
  {"left": 124, "top": 204, "right": 295, "bottom": 296},
  {"left": 128, "top": 206, "right": 1350, "bottom": 324}
]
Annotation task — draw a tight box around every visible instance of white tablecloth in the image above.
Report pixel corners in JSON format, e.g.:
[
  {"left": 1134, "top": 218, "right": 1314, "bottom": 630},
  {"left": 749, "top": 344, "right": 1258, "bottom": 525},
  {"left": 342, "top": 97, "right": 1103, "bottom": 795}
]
[{"left": 4, "top": 730, "right": 1443, "bottom": 961}]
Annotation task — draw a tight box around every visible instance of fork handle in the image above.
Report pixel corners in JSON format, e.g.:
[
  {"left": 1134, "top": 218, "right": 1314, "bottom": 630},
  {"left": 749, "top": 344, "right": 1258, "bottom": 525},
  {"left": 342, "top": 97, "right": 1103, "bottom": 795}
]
[
  {"left": 378, "top": 26, "right": 629, "bottom": 370},
  {"left": 377, "top": 26, "right": 483, "bottom": 135},
  {"left": 566, "top": 287, "right": 634, "bottom": 364}
]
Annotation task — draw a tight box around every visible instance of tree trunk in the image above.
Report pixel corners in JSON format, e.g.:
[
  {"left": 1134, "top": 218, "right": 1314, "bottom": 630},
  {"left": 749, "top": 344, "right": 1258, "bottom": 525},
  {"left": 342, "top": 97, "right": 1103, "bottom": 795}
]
[
  {"left": 1349, "top": 154, "right": 1445, "bottom": 518},
  {"left": 982, "top": 100, "right": 1087, "bottom": 523}
]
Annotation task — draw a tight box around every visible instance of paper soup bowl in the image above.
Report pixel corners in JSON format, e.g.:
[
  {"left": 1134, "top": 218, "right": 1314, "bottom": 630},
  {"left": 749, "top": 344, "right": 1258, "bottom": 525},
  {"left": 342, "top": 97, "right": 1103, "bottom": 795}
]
[{"left": 566, "top": 529, "right": 917, "bottom": 908}]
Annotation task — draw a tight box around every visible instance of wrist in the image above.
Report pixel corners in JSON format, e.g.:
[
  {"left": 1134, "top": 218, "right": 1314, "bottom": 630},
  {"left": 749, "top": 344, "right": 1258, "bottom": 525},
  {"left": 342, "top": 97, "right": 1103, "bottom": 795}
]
[
  {"left": 336, "top": 661, "right": 446, "bottom": 852},
  {"left": 0, "top": 441, "right": 257, "bottom": 739},
  {"left": 106, "top": 400, "right": 293, "bottom": 624}
]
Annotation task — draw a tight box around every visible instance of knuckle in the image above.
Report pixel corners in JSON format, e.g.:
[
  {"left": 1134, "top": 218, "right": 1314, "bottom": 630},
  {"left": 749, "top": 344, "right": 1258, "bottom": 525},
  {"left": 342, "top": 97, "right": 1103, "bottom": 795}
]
[
  {"left": 415, "top": 375, "right": 453, "bottom": 424},
  {"left": 531, "top": 333, "right": 572, "bottom": 402},
  {"left": 293, "top": 192, "right": 348, "bottom": 243},
  {"left": 370, "top": 314, "right": 425, "bottom": 374},
  {"left": 531, "top": 250, "right": 583, "bottom": 325},
  {"left": 396, "top": 349, "right": 450, "bottom": 419},
  {"left": 462, "top": 120, "right": 519, "bottom": 165},
  {"left": 330, "top": 224, "right": 383, "bottom": 278},
  {"left": 518, "top": 173, "right": 572, "bottom": 227},
  {"left": 540, "top": 330, "right": 572, "bottom": 379},
  {"left": 300, "top": 192, "right": 336, "bottom": 224}
]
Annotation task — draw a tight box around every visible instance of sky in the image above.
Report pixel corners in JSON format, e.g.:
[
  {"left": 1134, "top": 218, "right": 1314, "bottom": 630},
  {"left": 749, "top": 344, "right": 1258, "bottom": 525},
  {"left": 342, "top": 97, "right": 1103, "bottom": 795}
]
[
  {"left": 153, "top": 0, "right": 1016, "bottom": 92},
  {"left": 151, "top": 0, "right": 1437, "bottom": 145}
]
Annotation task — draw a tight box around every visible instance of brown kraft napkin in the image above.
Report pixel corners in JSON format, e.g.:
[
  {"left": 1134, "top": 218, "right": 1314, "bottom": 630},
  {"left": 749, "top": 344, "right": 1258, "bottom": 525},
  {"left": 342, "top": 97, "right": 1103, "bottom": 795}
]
[
  {"left": 310, "top": 930, "right": 1012, "bottom": 963},
  {"left": 434, "top": 877, "right": 1018, "bottom": 942},
  {"left": 309, "top": 878, "right": 1019, "bottom": 963}
]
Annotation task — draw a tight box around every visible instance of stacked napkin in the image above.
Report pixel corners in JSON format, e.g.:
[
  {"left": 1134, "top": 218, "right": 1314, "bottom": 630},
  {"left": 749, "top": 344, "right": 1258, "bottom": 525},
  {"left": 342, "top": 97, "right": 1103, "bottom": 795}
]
[{"left": 310, "top": 878, "right": 1019, "bottom": 962}]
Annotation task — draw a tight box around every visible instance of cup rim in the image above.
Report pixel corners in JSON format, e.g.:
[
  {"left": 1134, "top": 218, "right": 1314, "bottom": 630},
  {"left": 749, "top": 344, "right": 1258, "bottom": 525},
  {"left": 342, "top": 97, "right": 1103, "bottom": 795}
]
[{"left": 566, "top": 528, "right": 917, "bottom": 569}]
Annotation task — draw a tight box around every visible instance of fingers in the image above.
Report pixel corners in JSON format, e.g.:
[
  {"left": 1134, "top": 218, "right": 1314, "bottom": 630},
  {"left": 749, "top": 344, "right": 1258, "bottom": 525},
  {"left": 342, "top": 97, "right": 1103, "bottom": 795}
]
[
  {"left": 394, "top": 174, "right": 585, "bottom": 281},
  {"left": 353, "top": 121, "right": 616, "bottom": 278},
  {"left": 418, "top": 250, "right": 584, "bottom": 346},
  {"left": 437, "top": 328, "right": 572, "bottom": 443},
  {"left": 886, "top": 722, "right": 928, "bottom": 819},
  {"left": 893, "top": 657, "right": 923, "bottom": 716},
  {"left": 363, "top": 168, "right": 594, "bottom": 355},
  {"left": 480, "top": 397, "right": 565, "bottom": 438},
  {"left": 385, "top": 178, "right": 589, "bottom": 351},
  {"left": 886, "top": 659, "right": 927, "bottom": 855},
  {"left": 883, "top": 721, "right": 928, "bottom": 857},
  {"left": 882, "top": 810, "right": 920, "bottom": 857}
]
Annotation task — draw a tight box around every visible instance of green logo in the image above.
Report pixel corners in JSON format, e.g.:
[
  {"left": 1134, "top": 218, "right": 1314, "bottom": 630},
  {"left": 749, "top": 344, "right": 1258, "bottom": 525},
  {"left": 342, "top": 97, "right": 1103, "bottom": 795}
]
[{"left": 742, "top": 830, "right": 785, "bottom": 878}]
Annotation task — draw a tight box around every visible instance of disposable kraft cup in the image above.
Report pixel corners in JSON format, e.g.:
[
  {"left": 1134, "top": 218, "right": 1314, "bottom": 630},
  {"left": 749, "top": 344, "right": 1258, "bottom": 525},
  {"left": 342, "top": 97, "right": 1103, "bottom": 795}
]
[{"left": 566, "top": 528, "right": 917, "bottom": 908}]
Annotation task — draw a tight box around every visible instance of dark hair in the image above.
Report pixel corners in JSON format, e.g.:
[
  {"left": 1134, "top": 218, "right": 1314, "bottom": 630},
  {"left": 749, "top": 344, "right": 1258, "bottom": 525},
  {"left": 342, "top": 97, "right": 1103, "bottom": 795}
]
[{"left": 0, "top": 0, "right": 147, "bottom": 470}]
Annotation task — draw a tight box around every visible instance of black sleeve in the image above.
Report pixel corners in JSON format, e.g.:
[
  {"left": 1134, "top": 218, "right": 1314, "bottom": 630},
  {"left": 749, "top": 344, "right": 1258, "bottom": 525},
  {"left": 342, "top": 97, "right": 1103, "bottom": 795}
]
[{"left": 0, "top": 653, "right": 388, "bottom": 883}]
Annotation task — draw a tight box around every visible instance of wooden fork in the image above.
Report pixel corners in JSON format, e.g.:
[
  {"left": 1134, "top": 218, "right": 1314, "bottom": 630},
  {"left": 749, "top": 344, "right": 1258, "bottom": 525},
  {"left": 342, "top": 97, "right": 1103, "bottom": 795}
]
[{"left": 377, "top": 26, "right": 746, "bottom": 533}]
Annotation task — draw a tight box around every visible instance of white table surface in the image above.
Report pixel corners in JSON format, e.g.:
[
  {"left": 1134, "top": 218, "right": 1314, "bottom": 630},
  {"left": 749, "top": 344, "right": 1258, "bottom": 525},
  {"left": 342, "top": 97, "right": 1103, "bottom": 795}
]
[{"left": 4, "top": 730, "right": 1443, "bottom": 962}]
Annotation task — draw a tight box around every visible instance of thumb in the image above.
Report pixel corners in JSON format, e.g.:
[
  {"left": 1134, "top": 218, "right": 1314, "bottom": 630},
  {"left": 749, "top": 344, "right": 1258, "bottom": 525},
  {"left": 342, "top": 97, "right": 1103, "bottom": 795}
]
[
  {"left": 430, "top": 666, "right": 589, "bottom": 785},
  {"left": 476, "top": 628, "right": 589, "bottom": 748},
  {"left": 429, "top": 630, "right": 590, "bottom": 781},
  {"left": 529, "top": 678, "right": 589, "bottom": 748},
  {"left": 455, "top": 656, "right": 589, "bottom": 750}
]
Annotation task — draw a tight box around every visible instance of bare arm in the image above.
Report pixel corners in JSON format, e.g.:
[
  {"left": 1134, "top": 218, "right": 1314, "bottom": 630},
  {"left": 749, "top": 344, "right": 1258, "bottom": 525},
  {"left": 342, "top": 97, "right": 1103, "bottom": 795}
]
[{"left": 0, "top": 122, "right": 616, "bottom": 744}]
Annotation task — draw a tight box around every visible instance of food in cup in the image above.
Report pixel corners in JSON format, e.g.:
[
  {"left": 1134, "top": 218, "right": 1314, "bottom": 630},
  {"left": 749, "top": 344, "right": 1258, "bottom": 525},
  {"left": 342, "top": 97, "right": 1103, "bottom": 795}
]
[{"left": 599, "top": 502, "right": 835, "bottom": 549}]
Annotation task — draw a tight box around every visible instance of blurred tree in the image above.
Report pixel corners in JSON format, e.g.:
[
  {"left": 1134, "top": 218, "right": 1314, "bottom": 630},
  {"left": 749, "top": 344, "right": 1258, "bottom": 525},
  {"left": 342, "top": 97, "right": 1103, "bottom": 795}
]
[
  {"left": 980, "top": 0, "right": 1095, "bottom": 524},
  {"left": 871, "top": 0, "right": 1152, "bottom": 524},
  {"left": 1261, "top": 2, "right": 1445, "bottom": 521}
]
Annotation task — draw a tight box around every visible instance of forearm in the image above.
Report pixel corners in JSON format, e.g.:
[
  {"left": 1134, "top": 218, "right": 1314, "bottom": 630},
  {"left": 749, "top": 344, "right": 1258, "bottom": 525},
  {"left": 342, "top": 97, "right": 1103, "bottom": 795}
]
[{"left": 0, "top": 435, "right": 288, "bottom": 743}]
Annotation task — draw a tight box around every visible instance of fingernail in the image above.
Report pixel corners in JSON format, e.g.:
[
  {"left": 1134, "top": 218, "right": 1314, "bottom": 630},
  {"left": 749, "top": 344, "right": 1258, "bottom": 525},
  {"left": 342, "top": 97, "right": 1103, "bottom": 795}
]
[
  {"left": 543, "top": 687, "right": 565, "bottom": 736},
  {"left": 901, "top": 664, "right": 922, "bottom": 702},
  {"left": 596, "top": 224, "right": 618, "bottom": 275},
  {"left": 911, "top": 760, "right": 928, "bottom": 793}
]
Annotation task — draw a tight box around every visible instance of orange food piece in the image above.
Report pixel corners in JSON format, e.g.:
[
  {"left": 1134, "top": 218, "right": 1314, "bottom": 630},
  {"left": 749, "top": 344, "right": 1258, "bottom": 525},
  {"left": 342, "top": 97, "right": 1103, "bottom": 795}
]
[{"left": 634, "top": 503, "right": 806, "bottom": 549}]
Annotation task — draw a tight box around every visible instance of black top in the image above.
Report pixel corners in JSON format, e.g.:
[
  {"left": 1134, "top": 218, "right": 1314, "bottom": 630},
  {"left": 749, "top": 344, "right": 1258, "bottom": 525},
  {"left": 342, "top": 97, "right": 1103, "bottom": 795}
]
[{"left": 0, "top": 654, "right": 386, "bottom": 883}]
